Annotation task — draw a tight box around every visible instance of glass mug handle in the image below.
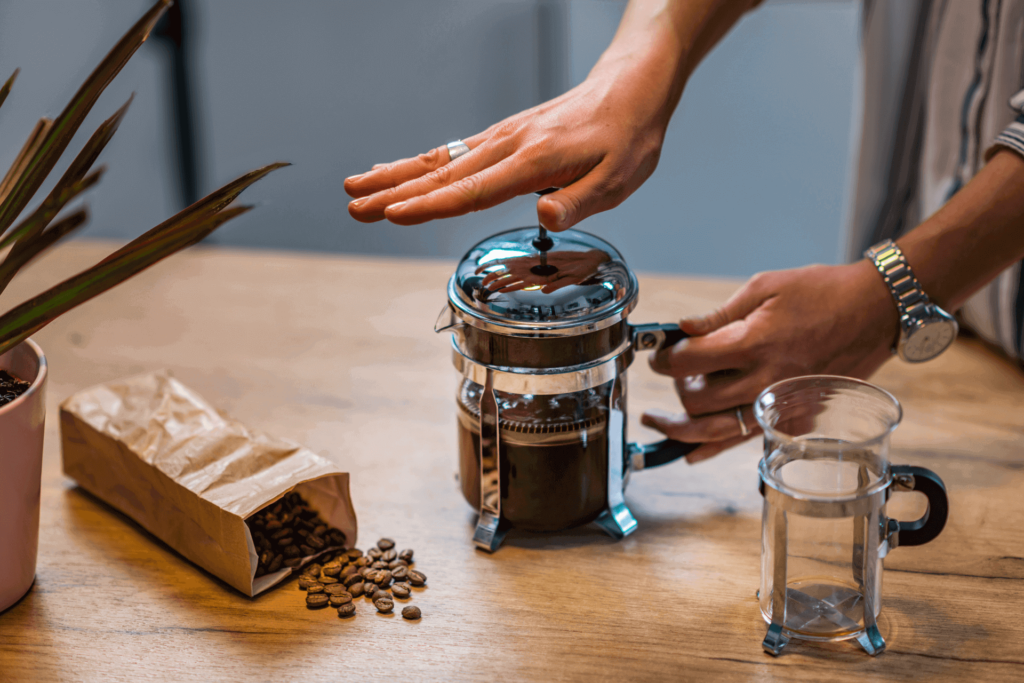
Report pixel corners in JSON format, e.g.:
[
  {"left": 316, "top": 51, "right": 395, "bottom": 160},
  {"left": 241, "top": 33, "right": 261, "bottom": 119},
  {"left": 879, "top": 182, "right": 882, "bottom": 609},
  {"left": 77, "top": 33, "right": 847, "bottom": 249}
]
[
  {"left": 889, "top": 465, "right": 949, "bottom": 547},
  {"left": 629, "top": 323, "right": 701, "bottom": 469}
]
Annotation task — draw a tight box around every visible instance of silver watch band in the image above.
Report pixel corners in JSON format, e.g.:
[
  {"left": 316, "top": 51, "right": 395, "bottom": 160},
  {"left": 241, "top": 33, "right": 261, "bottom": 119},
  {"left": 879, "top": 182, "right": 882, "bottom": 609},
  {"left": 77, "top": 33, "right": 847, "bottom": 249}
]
[{"left": 863, "top": 239, "right": 931, "bottom": 326}]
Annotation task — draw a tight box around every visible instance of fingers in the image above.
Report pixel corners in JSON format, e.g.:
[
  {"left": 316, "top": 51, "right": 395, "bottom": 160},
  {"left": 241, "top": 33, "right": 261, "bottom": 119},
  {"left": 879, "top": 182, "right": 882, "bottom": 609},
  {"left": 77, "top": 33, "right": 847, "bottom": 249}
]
[
  {"left": 344, "top": 146, "right": 449, "bottom": 200},
  {"left": 535, "top": 162, "right": 620, "bottom": 232},
  {"left": 382, "top": 153, "right": 545, "bottom": 225},
  {"left": 673, "top": 370, "right": 768, "bottom": 416},
  {"left": 679, "top": 275, "right": 771, "bottom": 336},
  {"left": 347, "top": 137, "right": 506, "bottom": 223},
  {"left": 641, "top": 406, "right": 759, "bottom": 464},
  {"left": 649, "top": 323, "right": 751, "bottom": 378}
]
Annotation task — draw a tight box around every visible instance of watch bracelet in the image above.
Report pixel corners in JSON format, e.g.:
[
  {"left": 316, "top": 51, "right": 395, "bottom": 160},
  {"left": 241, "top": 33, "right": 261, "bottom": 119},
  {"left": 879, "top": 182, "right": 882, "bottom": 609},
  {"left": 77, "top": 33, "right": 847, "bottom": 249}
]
[{"left": 864, "top": 240, "right": 931, "bottom": 326}]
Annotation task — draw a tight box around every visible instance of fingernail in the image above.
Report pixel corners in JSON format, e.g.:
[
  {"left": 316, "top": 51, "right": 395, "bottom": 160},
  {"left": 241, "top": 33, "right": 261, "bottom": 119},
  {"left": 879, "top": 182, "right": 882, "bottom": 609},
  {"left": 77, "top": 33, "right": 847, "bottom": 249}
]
[
  {"left": 345, "top": 173, "right": 365, "bottom": 182},
  {"left": 555, "top": 201, "right": 567, "bottom": 225},
  {"left": 349, "top": 197, "right": 368, "bottom": 209},
  {"left": 386, "top": 201, "right": 407, "bottom": 213}
]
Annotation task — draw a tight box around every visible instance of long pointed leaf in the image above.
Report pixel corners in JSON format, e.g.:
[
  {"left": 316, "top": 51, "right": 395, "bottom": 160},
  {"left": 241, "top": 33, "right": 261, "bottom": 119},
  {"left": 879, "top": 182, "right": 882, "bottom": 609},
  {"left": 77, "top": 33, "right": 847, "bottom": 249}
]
[
  {"left": 0, "top": 69, "right": 19, "bottom": 113},
  {"left": 97, "top": 161, "right": 290, "bottom": 266},
  {"left": 0, "top": 118, "right": 53, "bottom": 206},
  {"left": 0, "top": 204, "right": 251, "bottom": 356},
  {"left": 0, "top": 166, "right": 104, "bottom": 253},
  {"left": 0, "top": 208, "right": 89, "bottom": 290},
  {"left": 0, "top": 0, "right": 170, "bottom": 238}
]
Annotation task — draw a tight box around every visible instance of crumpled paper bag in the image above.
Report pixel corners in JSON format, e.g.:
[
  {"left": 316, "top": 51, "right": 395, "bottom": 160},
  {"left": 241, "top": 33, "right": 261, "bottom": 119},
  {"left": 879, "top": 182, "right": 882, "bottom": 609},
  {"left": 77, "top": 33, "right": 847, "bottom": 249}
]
[{"left": 59, "top": 370, "right": 356, "bottom": 596}]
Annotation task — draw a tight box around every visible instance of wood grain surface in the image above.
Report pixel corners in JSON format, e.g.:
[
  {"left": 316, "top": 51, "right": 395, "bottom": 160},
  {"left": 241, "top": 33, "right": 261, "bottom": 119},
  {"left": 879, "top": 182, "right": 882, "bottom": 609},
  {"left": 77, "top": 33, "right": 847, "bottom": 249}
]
[{"left": 1, "top": 241, "right": 1023, "bottom": 682}]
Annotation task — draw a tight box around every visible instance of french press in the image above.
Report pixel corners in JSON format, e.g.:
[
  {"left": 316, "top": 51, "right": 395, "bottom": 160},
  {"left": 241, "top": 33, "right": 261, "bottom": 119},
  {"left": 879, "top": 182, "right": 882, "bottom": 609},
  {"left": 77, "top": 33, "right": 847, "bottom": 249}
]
[
  {"left": 754, "top": 376, "right": 949, "bottom": 656},
  {"left": 435, "top": 225, "right": 698, "bottom": 551}
]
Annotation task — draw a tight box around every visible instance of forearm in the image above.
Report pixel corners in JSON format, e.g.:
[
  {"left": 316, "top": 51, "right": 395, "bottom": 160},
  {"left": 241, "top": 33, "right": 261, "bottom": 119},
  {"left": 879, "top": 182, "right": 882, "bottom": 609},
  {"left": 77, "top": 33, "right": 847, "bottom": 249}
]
[
  {"left": 898, "top": 149, "right": 1024, "bottom": 311},
  {"left": 589, "top": 0, "right": 762, "bottom": 132}
]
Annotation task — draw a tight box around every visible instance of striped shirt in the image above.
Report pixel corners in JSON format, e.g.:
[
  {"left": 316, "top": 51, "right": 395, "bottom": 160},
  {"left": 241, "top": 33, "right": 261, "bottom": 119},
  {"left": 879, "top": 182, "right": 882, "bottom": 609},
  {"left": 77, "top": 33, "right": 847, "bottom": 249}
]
[{"left": 847, "top": 0, "right": 1024, "bottom": 362}]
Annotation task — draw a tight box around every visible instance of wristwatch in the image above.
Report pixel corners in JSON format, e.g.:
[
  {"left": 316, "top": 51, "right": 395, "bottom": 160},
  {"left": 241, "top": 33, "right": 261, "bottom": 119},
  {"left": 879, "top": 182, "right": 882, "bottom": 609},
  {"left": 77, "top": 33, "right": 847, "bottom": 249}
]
[{"left": 864, "top": 239, "right": 958, "bottom": 363}]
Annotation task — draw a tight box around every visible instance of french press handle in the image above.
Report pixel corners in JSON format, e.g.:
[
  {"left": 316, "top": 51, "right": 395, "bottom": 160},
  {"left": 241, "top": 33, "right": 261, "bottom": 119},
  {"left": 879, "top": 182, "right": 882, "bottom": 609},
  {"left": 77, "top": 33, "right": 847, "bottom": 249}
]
[
  {"left": 889, "top": 465, "right": 949, "bottom": 547},
  {"left": 629, "top": 323, "right": 701, "bottom": 469}
]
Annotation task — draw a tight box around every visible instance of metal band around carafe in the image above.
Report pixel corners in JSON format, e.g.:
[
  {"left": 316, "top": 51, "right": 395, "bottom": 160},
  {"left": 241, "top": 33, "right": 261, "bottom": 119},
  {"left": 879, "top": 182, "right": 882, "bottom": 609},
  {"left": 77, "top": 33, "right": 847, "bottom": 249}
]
[
  {"left": 759, "top": 477, "right": 892, "bottom": 518},
  {"left": 451, "top": 343, "right": 630, "bottom": 394}
]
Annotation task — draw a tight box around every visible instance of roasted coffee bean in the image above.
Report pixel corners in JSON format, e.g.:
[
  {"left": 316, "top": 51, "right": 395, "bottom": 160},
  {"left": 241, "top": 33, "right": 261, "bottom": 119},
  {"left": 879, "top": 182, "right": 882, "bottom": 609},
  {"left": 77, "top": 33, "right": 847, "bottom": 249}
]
[
  {"left": 341, "top": 565, "right": 358, "bottom": 578},
  {"left": 275, "top": 536, "right": 294, "bottom": 548},
  {"left": 260, "top": 550, "right": 273, "bottom": 566},
  {"left": 391, "top": 566, "right": 408, "bottom": 581},
  {"left": 398, "top": 549, "right": 414, "bottom": 562},
  {"left": 306, "top": 593, "right": 329, "bottom": 609},
  {"left": 300, "top": 544, "right": 315, "bottom": 556},
  {"left": 329, "top": 593, "right": 353, "bottom": 607},
  {"left": 321, "top": 562, "right": 342, "bottom": 577},
  {"left": 255, "top": 566, "right": 267, "bottom": 578},
  {"left": 306, "top": 563, "right": 323, "bottom": 576},
  {"left": 347, "top": 549, "right": 364, "bottom": 559},
  {"left": 271, "top": 502, "right": 284, "bottom": 516},
  {"left": 319, "top": 575, "right": 339, "bottom": 585},
  {"left": 283, "top": 557, "right": 302, "bottom": 568},
  {"left": 344, "top": 574, "right": 363, "bottom": 588},
  {"left": 367, "top": 547, "right": 382, "bottom": 560},
  {"left": 371, "top": 561, "right": 388, "bottom": 570},
  {"left": 374, "top": 598, "right": 394, "bottom": 613},
  {"left": 337, "top": 602, "right": 356, "bottom": 618},
  {"left": 271, "top": 528, "right": 291, "bottom": 540},
  {"left": 391, "top": 584, "right": 411, "bottom": 599},
  {"left": 329, "top": 530, "right": 347, "bottom": 546},
  {"left": 324, "top": 584, "right": 350, "bottom": 596},
  {"left": 298, "top": 576, "right": 321, "bottom": 590},
  {"left": 408, "top": 570, "right": 426, "bottom": 586},
  {"left": 388, "top": 559, "right": 408, "bottom": 570},
  {"left": 267, "top": 554, "right": 283, "bottom": 573},
  {"left": 358, "top": 567, "right": 374, "bottom": 578},
  {"left": 381, "top": 549, "right": 398, "bottom": 562},
  {"left": 377, "top": 538, "right": 395, "bottom": 550},
  {"left": 349, "top": 582, "right": 365, "bottom": 597},
  {"left": 307, "top": 535, "right": 326, "bottom": 550},
  {"left": 312, "top": 524, "right": 327, "bottom": 536},
  {"left": 283, "top": 545, "right": 301, "bottom": 558},
  {"left": 364, "top": 570, "right": 379, "bottom": 584},
  {"left": 307, "top": 583, "right": 326, "bottom": 594},
  {"left": 402, "top": 606, "right": 421, "bottom": 620},
  {"left": 296, "top": 528, "right": 310, "bottom": 539},
  {"left": 375, "top": 570, "right": 392, "bottom": 587},
  {"left": 371, "top": 589, "right": 390, "bottom": 602},
  {"left": 265, "top": 520, "right": 282, "bottom": 531},
  {"left": 354, "top": 557, "right": 370, "bottom": 567},
  {"left": 392, "top": 581, "right": 410, "bottom": 592}
]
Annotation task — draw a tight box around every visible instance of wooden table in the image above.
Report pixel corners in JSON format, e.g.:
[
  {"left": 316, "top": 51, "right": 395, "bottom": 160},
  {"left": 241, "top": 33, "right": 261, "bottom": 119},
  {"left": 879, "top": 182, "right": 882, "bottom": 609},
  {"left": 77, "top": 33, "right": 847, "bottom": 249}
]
[{"left": 2, "top": 241, "right": 1023, "bottom": 681}]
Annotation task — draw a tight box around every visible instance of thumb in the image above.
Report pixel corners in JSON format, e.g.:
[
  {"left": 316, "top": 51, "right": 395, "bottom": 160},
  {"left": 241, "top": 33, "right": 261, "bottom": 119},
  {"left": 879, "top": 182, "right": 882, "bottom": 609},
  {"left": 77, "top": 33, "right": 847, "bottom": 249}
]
[
  {"left": 536, "top": 168, "right": 617, "bottom": 231},
  {"left": 680, "top": 275, "right": 770, "bottom": 336}
]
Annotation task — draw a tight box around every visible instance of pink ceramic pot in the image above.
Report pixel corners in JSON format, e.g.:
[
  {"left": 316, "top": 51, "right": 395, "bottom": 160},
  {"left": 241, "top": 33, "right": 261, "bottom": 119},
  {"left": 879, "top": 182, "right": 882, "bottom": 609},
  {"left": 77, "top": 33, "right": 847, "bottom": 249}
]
[{"left": 0, "top": 339, "right": 47, "bottom": 612}]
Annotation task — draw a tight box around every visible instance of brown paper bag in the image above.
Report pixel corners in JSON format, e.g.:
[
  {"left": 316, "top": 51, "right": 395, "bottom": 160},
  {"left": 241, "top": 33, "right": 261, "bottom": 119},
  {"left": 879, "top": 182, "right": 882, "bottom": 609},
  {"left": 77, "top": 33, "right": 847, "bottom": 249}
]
[{"left": 59, "top": 370, "right": 356, "bottom": 596}]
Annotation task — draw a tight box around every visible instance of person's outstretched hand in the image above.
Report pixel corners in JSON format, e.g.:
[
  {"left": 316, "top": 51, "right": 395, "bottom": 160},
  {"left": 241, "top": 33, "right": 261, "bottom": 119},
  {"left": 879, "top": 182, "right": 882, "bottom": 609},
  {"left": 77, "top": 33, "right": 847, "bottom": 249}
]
[
  {"left": 344, "top": 61, "right": 672, "bottom": 232},
  {"left": 641, "top": 260, "right": 901, "bottom": 464}
]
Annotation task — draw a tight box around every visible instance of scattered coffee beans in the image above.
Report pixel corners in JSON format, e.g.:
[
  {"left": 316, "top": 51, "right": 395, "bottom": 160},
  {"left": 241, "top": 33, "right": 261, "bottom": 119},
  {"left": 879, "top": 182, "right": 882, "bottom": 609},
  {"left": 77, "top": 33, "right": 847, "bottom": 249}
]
[
  {"left": 287, "top": 536, "right": 426, "bottom": 622},
  {"left": 246, "top": 492, "right": 347, "bottom": 579}
]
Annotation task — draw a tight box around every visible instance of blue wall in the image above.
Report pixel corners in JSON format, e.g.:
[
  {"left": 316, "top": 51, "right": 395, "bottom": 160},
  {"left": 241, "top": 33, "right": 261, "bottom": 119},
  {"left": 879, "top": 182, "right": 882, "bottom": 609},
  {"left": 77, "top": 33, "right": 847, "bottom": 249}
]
[{"left": 0, "top": 0, "right": 861, "bottom": 277}]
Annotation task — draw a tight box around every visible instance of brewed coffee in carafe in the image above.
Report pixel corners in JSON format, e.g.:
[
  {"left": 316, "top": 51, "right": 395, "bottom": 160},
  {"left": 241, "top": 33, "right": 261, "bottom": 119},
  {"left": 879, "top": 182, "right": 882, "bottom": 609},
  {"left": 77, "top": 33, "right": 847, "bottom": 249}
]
[{"left": 456, "top": 378, "right": 616, "bottom": 531}]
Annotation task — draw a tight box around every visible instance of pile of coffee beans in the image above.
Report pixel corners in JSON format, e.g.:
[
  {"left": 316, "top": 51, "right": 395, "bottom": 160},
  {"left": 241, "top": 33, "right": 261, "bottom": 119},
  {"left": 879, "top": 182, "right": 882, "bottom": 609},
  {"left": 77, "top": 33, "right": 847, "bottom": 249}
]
[
  {"left": 246, "top": 492, "right": 348, "bottom": 577},
  {"left": 0, "top": 370, "right": 31, "bottom": 408},
  {"left": 297, "top": 537, "right": 426, "bottom": 620}
]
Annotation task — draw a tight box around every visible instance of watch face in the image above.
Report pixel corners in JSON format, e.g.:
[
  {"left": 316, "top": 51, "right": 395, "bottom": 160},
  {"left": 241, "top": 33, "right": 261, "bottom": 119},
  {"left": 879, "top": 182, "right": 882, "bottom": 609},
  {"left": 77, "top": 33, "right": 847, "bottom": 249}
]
[{"left": 903, "top": 319, "right": 957, "bottom": 361}]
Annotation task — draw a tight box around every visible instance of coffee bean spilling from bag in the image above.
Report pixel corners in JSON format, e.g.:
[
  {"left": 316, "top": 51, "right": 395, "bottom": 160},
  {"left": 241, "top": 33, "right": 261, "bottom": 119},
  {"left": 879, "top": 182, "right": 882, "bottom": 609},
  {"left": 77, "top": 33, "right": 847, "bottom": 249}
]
[
  {"left": 297, "top": 537, "right": 426, "bottom": 620},
  {"left": 246, "top": 492, "right": 348, "bottom": 577}
]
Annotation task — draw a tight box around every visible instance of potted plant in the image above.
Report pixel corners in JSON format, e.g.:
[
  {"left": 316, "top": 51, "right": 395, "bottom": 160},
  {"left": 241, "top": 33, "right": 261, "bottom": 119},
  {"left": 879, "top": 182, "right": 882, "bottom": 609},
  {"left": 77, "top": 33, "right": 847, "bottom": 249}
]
[{"left": 0, "top": 0, "right": 286, "bottom": 612}]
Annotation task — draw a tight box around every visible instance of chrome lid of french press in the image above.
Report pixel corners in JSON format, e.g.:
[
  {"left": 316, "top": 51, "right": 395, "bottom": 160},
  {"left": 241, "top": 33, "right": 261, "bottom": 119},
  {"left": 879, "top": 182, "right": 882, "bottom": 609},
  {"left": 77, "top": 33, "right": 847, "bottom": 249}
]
[{"left": 447, "top": 227, "right": 639, "bottom": 336}]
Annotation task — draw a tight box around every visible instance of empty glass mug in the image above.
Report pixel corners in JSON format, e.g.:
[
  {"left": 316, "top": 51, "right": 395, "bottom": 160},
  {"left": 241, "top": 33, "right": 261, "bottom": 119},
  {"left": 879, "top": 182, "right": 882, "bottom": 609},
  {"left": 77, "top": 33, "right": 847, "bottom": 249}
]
[{"left": 754, "top": 376, "right": 948, "bottom": 656}]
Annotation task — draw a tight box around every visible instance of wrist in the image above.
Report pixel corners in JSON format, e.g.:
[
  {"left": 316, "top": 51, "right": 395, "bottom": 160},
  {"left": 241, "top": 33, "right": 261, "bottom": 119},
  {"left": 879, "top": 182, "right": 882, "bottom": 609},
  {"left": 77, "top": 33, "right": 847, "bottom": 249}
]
[{"left": 849, "top": 258, "right": 902, "bottom": 354}]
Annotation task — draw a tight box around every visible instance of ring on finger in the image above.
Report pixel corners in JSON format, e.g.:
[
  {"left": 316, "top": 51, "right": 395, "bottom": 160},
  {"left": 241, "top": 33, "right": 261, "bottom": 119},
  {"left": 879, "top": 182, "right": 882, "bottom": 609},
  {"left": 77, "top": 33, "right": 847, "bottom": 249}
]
[
  {"left": 735, "top": 407, "right": 750, "bottom": 437},
  {"left": 446, "top": 140, "right": 471, "bottom": 162}
]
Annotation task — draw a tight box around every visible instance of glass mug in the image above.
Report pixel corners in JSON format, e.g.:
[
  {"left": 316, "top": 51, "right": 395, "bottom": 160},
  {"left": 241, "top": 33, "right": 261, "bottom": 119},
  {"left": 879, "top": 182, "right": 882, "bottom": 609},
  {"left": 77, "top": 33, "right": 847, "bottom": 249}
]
[{"left": 754, "top": 376, "right": 948, "bottom": 656}]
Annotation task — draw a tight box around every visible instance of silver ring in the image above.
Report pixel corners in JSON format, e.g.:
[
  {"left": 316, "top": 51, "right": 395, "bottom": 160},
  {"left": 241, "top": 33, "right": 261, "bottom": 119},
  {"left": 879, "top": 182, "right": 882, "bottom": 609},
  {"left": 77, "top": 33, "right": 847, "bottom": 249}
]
[
  {"left": 446, "top": 140, "right": 471, "bottom": 162},
  {"left": 736, "top": 407, "right": 750, "bottom": 437}
]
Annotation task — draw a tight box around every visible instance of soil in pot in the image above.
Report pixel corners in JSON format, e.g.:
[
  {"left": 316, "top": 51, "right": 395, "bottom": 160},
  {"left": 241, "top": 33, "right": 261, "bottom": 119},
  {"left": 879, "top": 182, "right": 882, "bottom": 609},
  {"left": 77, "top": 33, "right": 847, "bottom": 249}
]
[{"left": 0, "top": 370, "right": 31, "bottom": 407}]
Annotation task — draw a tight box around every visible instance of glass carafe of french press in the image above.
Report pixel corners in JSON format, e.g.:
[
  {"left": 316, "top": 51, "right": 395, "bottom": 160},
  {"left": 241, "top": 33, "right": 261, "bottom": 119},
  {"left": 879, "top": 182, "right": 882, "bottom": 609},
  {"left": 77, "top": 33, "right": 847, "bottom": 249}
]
[
  {"left": 754, "top": 376, "right": 949, "bottom": 656},
  {"left": 436, "top": 226, "right": 699, "bottom": 551}
]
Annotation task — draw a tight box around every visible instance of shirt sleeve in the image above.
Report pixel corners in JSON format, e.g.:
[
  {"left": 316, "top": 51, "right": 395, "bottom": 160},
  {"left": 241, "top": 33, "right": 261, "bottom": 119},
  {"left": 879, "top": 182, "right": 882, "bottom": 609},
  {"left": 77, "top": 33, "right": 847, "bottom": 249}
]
[{"left": 985, "top": 89, "right": 1024, "bottom": 160}]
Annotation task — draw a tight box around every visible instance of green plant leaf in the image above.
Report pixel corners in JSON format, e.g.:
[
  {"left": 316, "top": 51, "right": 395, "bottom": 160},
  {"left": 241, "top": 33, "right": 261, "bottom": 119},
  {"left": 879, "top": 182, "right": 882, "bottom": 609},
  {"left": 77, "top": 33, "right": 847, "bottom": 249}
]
[
  {"left": 0, "top": 69, "right": 19, "bottom": 113},
  {"left": 0, "top": 204, "right": 251, "bottom": 357},
  {"left": 0, "top": 118, "right": 53, "bottom": 207},
  {"left": 0, "top": 167, "right": 104, "bottom": 254},
  {"left": 0, "top": 0, "right": 170, "bottom": 239},
  {"left": 0, "top": 208, "right": 90, "bottom": 290}
]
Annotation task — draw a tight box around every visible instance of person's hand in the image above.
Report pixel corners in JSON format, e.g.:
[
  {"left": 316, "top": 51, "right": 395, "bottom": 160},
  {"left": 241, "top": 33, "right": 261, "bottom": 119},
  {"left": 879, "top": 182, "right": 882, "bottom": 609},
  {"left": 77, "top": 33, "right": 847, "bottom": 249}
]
[
  {"left": 476, "top": 249, "right": 610, "bottom": 294},
  {"left": 343, "top": 59, "right": 672, "bottom": 232},
  {"left": 641, "top": 260, "right": 900, "bottom": 463}
]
